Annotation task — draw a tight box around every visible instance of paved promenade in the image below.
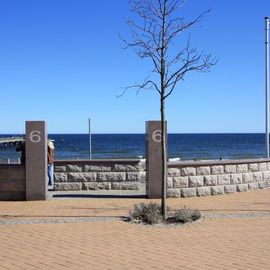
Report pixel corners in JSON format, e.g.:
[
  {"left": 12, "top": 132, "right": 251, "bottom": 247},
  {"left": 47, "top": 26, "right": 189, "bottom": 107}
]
[{"left": 0, "top": 189, "right": 269, "bottom": 270}]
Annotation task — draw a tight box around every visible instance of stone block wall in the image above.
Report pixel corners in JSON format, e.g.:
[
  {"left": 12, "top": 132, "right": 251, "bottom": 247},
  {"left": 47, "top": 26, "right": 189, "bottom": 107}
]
[
  {"left": 54, "top": 159, "right": 145, "bottom": 191},
  {"left": 167, "top": 159, "right": 270, "bottom": 198},
  {"left": 0, "top": 165, "right": 26, "bottom": 200},
  {"left": 1, "top": 158, "right": 269, "bottom": 200}
]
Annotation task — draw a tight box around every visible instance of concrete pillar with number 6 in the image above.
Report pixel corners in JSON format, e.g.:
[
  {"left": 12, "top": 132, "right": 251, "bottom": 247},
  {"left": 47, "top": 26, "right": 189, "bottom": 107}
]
[
  {"left": 26, "top": 121, "right": 48, "bottom": 200},
  {"left": 146, "top": 121, "right": 167, "bottom": 199}
]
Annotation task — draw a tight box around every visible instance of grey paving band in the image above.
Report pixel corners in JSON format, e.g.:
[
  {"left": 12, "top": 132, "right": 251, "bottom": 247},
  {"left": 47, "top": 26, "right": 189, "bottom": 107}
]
[
  {"left": 0, "top": 216, "right": 123, "bottom": 226},
  {"left": 204, "top": 212, "right": 270, "bottom": 219},
  {"left": 0, "top": 212, "right": 269, "bottom": 226}
]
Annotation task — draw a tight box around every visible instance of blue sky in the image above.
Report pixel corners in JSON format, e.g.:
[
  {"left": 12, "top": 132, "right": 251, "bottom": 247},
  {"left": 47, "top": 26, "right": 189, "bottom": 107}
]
[{"left": 0, "top": 0, "right": 270, "bottom": 134}]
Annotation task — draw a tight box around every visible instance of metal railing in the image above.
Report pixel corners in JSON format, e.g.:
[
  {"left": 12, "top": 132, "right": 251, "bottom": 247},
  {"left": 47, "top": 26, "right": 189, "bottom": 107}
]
[{"left": 0, "top": 158, "right": 21, "bottom": 164}]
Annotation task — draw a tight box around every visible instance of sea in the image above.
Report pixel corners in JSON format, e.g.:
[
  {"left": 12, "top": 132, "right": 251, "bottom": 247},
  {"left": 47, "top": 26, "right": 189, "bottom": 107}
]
[{"left": 0, "top": 133, "right": 268, "bottom": 162}]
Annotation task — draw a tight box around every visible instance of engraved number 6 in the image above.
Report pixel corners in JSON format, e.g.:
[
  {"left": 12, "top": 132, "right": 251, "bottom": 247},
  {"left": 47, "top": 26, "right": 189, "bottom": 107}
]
[
  {"left": 152, "top": 129, "right": 161, "bottom": 142},
  {"left": 30, "top": 130, "right": 41, "bottom": 143}
]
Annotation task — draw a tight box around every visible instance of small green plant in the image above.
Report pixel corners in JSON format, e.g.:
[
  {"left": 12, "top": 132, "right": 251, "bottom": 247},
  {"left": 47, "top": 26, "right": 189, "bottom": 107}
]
[
  {"left": 169, "top": 206, "right": 202, "bottom": 224},
  {"left": 128, "top": 203, "right": 202, "bottom": 225},
  {"left": 129, "top": 202, "right": 163, "bottom": 224}
]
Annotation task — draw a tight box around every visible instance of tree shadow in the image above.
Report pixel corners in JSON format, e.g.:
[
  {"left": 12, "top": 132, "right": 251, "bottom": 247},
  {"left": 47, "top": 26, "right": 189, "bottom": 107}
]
[{"left": 52, "top": 194, "right": 147, "bottom": 199}]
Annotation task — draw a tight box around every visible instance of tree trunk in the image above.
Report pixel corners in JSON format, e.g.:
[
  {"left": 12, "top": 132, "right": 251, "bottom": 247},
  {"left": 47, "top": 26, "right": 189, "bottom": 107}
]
[
  {"left": 161, "top": 97, "right": 167, "bottom": 219},
  {"left": 160, "top": 0, "right": 167, "bottom": 220}
]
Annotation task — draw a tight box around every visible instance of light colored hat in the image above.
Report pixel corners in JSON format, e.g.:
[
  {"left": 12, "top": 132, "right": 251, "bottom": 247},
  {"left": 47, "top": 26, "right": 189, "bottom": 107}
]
[{"left": 48, "top": 141, "right": 55, "bottom": 149}]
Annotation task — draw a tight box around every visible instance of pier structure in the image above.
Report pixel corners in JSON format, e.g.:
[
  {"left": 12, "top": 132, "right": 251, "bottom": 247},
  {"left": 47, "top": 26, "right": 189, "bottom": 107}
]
[{"left": 0, "top": 137, "right": 24, "bottom": 148}]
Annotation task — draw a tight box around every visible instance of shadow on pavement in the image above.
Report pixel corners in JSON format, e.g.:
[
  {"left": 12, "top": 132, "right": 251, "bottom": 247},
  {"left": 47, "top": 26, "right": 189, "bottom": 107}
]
[{"left": 51, "top": 194, "right": 147, "bottom": 199}]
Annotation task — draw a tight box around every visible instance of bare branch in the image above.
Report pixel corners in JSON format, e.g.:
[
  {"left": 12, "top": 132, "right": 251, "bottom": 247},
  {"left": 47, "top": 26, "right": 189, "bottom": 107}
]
[
  {"left": 118, "top": 78, "right": 161, "bottom": 98},
  {"left": 164, "top": 9, "right": 212, "bottom": 50},
  {"left": 164, "top": 52, "right": 216, "bottom": 99}
]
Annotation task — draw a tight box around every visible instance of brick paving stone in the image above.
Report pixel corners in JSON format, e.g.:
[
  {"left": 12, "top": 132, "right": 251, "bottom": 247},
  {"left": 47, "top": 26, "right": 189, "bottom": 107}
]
[{"left": 0, "top": 189, "right": 269, "bottom": 269}]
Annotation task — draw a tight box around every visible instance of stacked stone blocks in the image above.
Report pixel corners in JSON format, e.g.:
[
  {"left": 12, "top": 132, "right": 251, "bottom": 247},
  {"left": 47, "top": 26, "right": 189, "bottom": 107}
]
[
  {"left": 167, "top": 161, "right": 270, "bottom": 198},
  {"left": 54, "top": 160, "right": 145, "bottom": 191},
  {"left": 54, "top": 159, "right": 270, "bottom": 197}
]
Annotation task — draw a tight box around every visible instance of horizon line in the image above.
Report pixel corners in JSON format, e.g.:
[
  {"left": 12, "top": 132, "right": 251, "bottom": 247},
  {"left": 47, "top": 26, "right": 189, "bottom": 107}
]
[{"left": 0, "top": 132, "right": 268, "bottom": 135}]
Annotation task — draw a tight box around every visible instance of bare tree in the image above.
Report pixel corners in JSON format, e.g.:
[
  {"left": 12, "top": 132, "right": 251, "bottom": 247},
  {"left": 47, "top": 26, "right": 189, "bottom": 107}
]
[{"left": 121, "top": 0, "right": 216, "bottom": 219}]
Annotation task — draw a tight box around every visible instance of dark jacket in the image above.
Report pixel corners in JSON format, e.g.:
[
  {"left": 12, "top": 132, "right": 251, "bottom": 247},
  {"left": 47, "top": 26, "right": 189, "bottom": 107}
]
[
  {"left": 16, "top": 142, "right": 25, "bottom": 164},
  {"left": 48, "top": 146, "right": 54, "bottom": 165}
]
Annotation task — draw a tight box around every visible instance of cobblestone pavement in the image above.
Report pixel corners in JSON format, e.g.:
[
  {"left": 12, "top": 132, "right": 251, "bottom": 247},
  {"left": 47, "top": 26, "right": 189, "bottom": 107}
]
[{"left": 0, "top": 189, "right": 269, "bottom": 270}]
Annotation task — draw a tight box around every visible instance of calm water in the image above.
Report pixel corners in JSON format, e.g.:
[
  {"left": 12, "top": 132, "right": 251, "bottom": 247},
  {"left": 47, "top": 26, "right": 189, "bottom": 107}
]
[{"left": 0, "top": 133, "right": 267, "bottom": 161}]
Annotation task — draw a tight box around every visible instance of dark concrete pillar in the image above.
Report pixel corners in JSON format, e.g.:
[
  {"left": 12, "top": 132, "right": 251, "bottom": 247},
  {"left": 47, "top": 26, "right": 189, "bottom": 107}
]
[
  {"left": 146, "top": 121, "right": 167, "bottom": 199},
  {"left": 25, "top": 121, "right": 47, "bottom": 200}
]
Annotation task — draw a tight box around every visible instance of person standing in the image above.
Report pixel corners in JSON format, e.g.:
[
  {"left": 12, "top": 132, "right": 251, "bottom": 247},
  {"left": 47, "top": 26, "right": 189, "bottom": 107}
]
[
  {"left": 16, "top": 141, "right": 25, "bottom": 164},
  {"left": 48, "top": 140, "right": 55, "bottom": 189}
]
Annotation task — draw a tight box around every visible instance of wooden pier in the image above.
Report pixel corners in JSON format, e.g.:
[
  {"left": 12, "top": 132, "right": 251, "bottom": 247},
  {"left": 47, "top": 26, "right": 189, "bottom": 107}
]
[{"left": 0, "top": 137, "right": 24, "bottom": 147}]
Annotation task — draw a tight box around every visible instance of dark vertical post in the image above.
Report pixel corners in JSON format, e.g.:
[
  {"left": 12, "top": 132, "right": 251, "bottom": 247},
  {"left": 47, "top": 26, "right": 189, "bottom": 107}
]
[
  {"left": 25, "top": 121, "right": 47, "bottom": 200},
  {"left": 146, "top": 121, "right": 167, "bottom": 199},
  {"left": 266, "top": 17, "right": 269, "bottom": 158},
  {"left": 89, "top": 117, "right": 92, "bottom": 159}
]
